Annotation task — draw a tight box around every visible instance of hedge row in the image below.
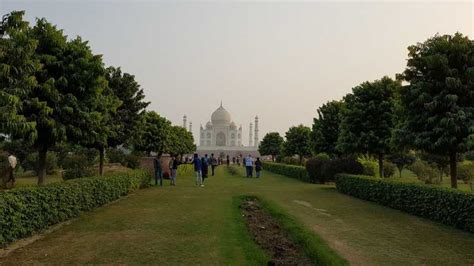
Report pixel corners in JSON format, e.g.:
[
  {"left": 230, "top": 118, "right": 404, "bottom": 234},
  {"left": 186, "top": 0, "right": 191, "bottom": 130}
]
[
  {"left": 0, "top": 170, "right": 149, "bottom": 246},
  {"left": 262, "top": 162, "right": 310, "bottom": 182},
  {"left": 336, "top": 174, "right": 474, "bottom": 233}
]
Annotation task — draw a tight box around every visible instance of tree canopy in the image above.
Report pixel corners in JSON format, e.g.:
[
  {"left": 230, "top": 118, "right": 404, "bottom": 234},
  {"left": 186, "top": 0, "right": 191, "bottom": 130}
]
[
  {"left": 337, "top": 76, "right": 400, "bottom": 177},
  {"left": 284, "top": 125, "right": 312, "bottom": 164},
  {"left": 134, "top": 111, "right": 172, "bottom": 156},
  {"left": 311, "top": 100, "right": 343, "bottom": 157},
  {"left": 258, "top": 132, "right": 284, "bottom": 161},
  {"left": 397, "top": 33, "right": 474, "bottom": 188}
]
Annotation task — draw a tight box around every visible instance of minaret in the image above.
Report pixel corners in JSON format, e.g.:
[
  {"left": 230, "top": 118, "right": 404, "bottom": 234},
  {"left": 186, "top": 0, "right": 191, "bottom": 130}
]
[
  {"left": 189, "top": 122, "right": 192, "bottom": 133},
  {"left": 183, "top": 115, "right": 187, "bottom": 129},
  {"left": 254, "top": 116, "right": 259, "bottom": 147},
  {"left": 249, "top": 123, "right": 253, "bottom": 147}
]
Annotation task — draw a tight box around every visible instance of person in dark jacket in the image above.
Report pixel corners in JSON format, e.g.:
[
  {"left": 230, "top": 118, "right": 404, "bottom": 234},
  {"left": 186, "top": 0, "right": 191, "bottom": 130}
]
[
  {"left": 154, "top": 155, "right": 163, "bottom": 186},
  {"left": 201, "top": 154, "right": 209, "bottom": 183},
  {"left": 210, "top": 153, "right": 218, "bottom": 176},
  {"left": 190, "top": 153, "right": 203, "bottom": 187},
  {"left": 169, "top": 156, "right": 180, "bottom": 186},
  {"left": 255, "top": 157, "right": 263, "bottom": 178}
]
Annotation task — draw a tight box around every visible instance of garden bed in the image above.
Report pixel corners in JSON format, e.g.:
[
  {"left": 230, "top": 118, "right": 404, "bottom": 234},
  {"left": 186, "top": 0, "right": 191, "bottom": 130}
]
[{"left": 240, "top": 198, "right": 311, "bottom": 265}]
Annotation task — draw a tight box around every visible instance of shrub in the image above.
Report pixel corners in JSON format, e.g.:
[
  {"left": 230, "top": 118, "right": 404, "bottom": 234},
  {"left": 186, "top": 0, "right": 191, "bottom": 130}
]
[
  {"left": 305, "top": 157, "right": 329, "bottom": 183},
  {"left": 358, "top": 156, "right": 377, "bottom": 176},
  {"left": 321, "top": 157, "right": 364, "bottom": 182},
  {"left": 407, "top": 160, "right": 439, "bottom": 184},
  {"left": 336, "top": 174, "right": 474, "bottom": 233},
  {"left": 464, "top": 151, "right": 474, "bottom": 161},
  {"left": 0, "top": 154, "right": 9, "bottom": 188},
  {"left": 23, "top": 152, "right": 58, "bottom": 175},
  {"left": 0, "top": 170, "right": 148, "bottom": 247},
  {"left": 124, "top": 154, "right": 140, "bottom": 169},
  {"left": 62, "top": 153, "right": 95, "bottom": 180},
  {"left": 383, "top": 161, "right": 396, "bottom": 178},
  {"left": 458, "top": 163, "right": 474, "bottom": 185},
  {"left": 262, "top": 162, "right": 309, "bottom": 182},
  {"left": 107, "top": 148, "right": 126, "bottom": 164}
]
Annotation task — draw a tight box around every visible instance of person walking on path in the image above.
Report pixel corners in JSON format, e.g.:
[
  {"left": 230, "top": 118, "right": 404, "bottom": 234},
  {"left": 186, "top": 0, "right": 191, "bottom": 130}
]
[
  {"left": 154, "top": 155, "right": 163, "bottom": 186},
  {"left": 169, "top": 156, "right": 180, "bottom": 186},
  {"left": 201, "top": 154, "right": 209, "bottom": 183},
  {"left": 210, "top": 153, "right": 218, "bottom": 176},
  {"left": 245, "top": 155, "right": 254, "bottom": 178},
  {"left": 7, "top": 153, "right": 17, "bottom": 186},
  {"left": 255, "top": 157, "right": 263, "bottom": 178},
  {"left": 226, "top": 155, "right": 230, "bottom": 166},
  {"left": 190, "top": 153, "right": 203, "bottom": 187}
]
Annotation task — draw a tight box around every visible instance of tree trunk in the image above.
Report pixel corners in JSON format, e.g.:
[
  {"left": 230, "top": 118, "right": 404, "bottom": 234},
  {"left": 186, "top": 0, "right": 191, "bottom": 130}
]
[
  {"left": 378, "top": 153, "right": 384, "bottom": 178},
  {"left": 99, "top": 146, "right": 105, "bottom": 176},
  {"left": 449, "top": 151, "right": 457, "bottom": 189},
  {"left": 37, "top": 147, "right": 47, "bottom": 186},
  {"left": 299, "top": 154, "right": 303, "bottom": 165},
  {"left": 398, "top": 166, "right": 403, "bottom": 179},
  {"left": 271, "top": 155, "right": 275, "bottom": 162}
]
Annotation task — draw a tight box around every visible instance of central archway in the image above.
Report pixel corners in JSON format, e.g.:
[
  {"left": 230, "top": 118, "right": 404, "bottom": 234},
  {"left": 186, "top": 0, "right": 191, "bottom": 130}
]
[{"left": 216, "top": 132, "right": 226, "bottom": 146}]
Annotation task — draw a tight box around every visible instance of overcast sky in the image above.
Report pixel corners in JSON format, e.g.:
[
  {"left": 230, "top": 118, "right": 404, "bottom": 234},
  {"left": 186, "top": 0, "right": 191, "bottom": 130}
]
[{"left": 2, "top": 1, "right": 473, "bottom": 144}]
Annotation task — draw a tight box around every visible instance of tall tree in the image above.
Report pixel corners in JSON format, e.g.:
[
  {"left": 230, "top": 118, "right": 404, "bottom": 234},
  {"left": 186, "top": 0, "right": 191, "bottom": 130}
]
[
  {"left": 398, "top": 33, "right": 474, "bottom": 188},
  {"left": 311, "top": 100, "right": 343, "bottom": 157},
  {"left": 337, "top": 76, "right": 400, "bottom": 178},
  {"left": 134, "top": 111, "right": 171, "bottom": 156},
  {"left": 258, "top": 132, "right": 284, "bottom": 161},
  {"left": 0, "top": 11, "right": 38, "bottom": 138},
  {"left": 283, "top": 125, "right": 312, "bottom": 164},
  {"left": 105, "top": 66, "right": 149, "bottom": 148},
  {"left": 167, "top": 126, "right": 196, "bottom": 158}
]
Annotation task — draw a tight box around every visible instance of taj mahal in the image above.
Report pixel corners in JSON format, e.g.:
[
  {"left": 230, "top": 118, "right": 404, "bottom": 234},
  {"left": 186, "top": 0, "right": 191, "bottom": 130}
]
[{"left": 182, "top": 102, "right": 260, "bottom": 157}]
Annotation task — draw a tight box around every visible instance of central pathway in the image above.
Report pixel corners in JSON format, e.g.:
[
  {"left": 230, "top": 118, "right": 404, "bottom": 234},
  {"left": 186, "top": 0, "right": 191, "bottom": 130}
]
[{"left": 1, "top": 166, "right": 473, "bottom": 265}]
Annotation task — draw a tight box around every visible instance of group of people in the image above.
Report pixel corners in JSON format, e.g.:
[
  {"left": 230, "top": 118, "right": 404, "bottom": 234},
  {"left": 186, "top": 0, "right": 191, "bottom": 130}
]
[{"left": 153, "top": 153, "right": 263, "bottom": 187}]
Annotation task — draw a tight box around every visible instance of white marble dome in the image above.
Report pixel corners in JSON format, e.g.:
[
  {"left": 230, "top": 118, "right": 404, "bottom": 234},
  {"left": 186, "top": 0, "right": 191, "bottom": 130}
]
[{"left": 211, "top": 104, "right": 231, "bottom": 125}]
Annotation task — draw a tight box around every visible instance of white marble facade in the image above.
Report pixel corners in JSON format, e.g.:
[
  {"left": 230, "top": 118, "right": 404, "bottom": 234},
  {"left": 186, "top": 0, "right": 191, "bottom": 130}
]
[{"left": 199, "top": 103, "right": 243, "bottom": 147}]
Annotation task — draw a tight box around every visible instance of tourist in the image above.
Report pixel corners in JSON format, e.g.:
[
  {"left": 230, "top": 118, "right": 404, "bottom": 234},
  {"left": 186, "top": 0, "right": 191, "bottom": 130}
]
[
  {"left": 245, "top": 154, "right": 254, "bottom": 177},
  {"left": 153, "top": 155, "right": 163, "bottom": 186},
  {"left": 210, "top": 153, "right": 218, "bottom": 176},
  {"left": 190, "top": 153, "right": 203, "bottom": 187},
  {"left": 169, "top": 156, "right": 180, "bottom": 186},
  {"left": 227, "top": 155, "right": 230, "bottom": 166},
  {"left": 236, "top": 157, "right": 240, "bottom": 166},
  {"left": 255, "top": 157, "right": 263, "bottom": 178},
  {"left": 201, "top": 154, "right": 209, "bottom": 183},
  {"left": 7, "top": 153, "right": 17, "bottom": 186},
  {"left": 232, "top": 157, "right": 236, "bottom": 165}
]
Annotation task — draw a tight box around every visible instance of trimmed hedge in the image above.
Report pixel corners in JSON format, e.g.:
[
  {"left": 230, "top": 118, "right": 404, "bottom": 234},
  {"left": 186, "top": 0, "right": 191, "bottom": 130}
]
[
  {"left": 336, "top": 174, "right": 474, "bottom": 233},
  {"left": 0, "top": 169, "right": 149, "bottom": 247},
  {"left": 262, "top": 162, "right": 309, "bottom": 182}
]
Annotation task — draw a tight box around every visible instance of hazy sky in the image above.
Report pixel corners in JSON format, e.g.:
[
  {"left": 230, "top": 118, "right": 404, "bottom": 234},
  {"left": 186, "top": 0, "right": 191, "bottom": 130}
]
[{"left": 2, "top": 1, "right": 473, "bottom": 144}]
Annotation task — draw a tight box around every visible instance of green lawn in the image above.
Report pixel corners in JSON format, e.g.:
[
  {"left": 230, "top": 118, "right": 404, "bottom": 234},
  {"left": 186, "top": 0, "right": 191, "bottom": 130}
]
[
  {"left": 393, "top": 169, "right": 473, "bottom": 193},
  {"left": 1, "top": 166, "right": 473, "bottom": 265}
]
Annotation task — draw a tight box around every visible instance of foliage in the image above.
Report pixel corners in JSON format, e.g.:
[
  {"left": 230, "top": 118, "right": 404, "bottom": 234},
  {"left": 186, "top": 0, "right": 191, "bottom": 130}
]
[
  {"left": 124, "top": 154, "right": 140, "bottom": 169},
  {"left": 311, "top": 100, "right": 343, "bottom": 157},
  {"left": 105, "top": 66, "right": 149, "bottom": 148},
  {"left": 305, "top": 156, "right": 330, "bottom": 184},
  {"left": 0, "top": 11, "right": 38, "bottom": 138},
  {"left": 134, "top": 111, "right": 172, "bottom": 155},
  {"left": 407, "top": 160, "right": 439, "bottom": 184},
  {"left": 338, "top": 76, "right": 400, "bottom": 178},
  {"left": 397, "top": 33, "right": 474, "bottom": 188},
  {"left": 261, "top": 162, "right": 310, "bottom": 182},
  {"left": 277, "top": 156, "right": 304, "bottom": 166},
  {"left": 465, "top": 151, "right": 474, "bottom": 161},
  {"left": 61, "top": 153, "right": 95, "bottom": 180},
  {"left": 321, "top": 157, "right": 364, "bottom": 182},
  {"left": 283, "top": 125, "right": 312, "bottom": 164},
  {"left": 383, "top": 161, "right": 396, "bottom": 178},
  {"left": 107, "top": 147, "right": 127, "bottom": 164},
  {"left": 457, "top": 163, "right": 473, "bottom": 187},
  {"left": 0, "top": 169, "right": 147, "bottom": 246},
  {"left": 0, "top": 139, "right": 33, "bottom": 165},
  {"left": 23, "top": 151, "right": 58, "bottom": 175},
  {"left": 167, "top": 125, "right": 195, "bottom": 156},
  {"left": 0, "top": 154, "right": 9, "bottom": 188},
  {"left": 226, "top": 165, "right": 239, "bottom": 176},
  {"left": 357, "top": 155, "right": 378, "bottom": 176},
  {"left": 258, "top": 132, "right": 284, "bottom": 161},
  {"left": 336, "top": 174, "right": 474, "bottom": 233},
  {"left": 387, "top": 152, "right": 416, "bottom": 178}
]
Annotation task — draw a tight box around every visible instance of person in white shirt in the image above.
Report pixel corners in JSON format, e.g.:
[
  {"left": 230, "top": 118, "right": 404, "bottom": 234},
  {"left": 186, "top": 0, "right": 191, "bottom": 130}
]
[
  {"left": 7, "top": 153, "right": 17, "bottom": 185},
  {"left": 245, "top": 155, "right": 254, "bottom": 178}
]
